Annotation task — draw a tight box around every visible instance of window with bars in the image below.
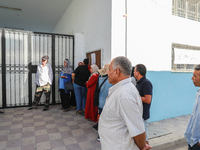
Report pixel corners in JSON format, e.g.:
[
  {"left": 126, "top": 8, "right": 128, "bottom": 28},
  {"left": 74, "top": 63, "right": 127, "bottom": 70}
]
[
  {"left": 172, "top": 43, "right": 200, "bottom": 72},
  {"left": 172, "top": 0, "right": 200, "bottom": 22}
]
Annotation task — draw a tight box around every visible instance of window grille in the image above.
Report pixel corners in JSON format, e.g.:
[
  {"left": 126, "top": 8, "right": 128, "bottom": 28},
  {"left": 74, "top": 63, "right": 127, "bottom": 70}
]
[
  {"left": 172, "top": 0, "right": 200, "bottom": 22},
  {"left": 188, "top": 2, "right": 196, "bottom": 20},
  {"left": 177, "top": 0, "right": 186, "bottom": 18},
  {"left": 197, "top": 4, "right": 200, "bottom": 21},
  {"left": 172, "top": 0, "right": 176, "bottom": 15},
  {"left": 172, "top": 43, "right": 200, "bottom": 72}
]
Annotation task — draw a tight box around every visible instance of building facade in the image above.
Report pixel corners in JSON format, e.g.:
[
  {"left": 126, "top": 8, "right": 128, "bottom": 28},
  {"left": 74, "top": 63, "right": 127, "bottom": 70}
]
[{"left": 53, "top": 0, "right": 200, "bottom": 122}]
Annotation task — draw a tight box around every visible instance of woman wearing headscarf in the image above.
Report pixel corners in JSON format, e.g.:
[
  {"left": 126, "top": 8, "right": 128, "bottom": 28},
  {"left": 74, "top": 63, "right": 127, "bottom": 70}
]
[
  {"left": 85, "top": 64, "right": 99, "bottom": 122},
  {"left": 58, "top": 59, "right": 73, "bottom": 112}
]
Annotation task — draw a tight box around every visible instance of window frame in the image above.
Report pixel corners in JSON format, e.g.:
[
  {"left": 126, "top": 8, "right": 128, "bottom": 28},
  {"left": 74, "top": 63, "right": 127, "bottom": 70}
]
[{"left": 171, "top": 43, "right": 200, "bottom": 72}]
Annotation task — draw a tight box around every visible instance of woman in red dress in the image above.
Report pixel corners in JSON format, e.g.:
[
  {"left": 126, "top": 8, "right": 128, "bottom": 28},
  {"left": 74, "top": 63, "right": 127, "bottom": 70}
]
[{"left": 85, "top": 64, "right": 99, "bottom": 122}]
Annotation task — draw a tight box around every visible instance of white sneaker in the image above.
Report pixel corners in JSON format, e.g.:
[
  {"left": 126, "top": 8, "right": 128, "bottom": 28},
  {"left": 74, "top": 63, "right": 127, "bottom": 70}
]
[{"left": 97, "top": 136, "right": 100, "bottom": 142}]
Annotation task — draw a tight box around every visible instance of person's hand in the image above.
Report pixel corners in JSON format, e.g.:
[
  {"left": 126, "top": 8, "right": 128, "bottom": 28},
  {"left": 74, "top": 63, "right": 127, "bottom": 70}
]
[
  {"left": 61, "top": 76, "right": 66, "bottom": 79},
  {"left": 142, "top": 144, "right": 152, "bottom": 150},
  {"left": 85, "top": 81, "right": 88, "bottom": 85}
]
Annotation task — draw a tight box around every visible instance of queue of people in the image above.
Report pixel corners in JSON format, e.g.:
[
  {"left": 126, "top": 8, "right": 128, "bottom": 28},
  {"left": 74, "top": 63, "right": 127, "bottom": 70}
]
[
  {"left": 13, "top": 53, "right": 200, "bottom": 150},
  {"left": 27, "top": 54, "right": 153, "bottom": 150}
]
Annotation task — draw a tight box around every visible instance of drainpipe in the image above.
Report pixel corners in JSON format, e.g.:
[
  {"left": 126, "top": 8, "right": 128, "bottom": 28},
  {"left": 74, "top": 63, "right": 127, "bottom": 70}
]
[{"left": 125, "top": 0, "right": 127, "bottom": 57}]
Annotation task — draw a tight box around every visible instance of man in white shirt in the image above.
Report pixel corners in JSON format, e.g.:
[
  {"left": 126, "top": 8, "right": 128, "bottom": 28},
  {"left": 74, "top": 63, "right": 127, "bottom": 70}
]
[
  {"left": 28, "top": 55, "right": 53, "bottom": 111},
  {"left": 98, "top": 56, "right": 152, "bottom": 150}
]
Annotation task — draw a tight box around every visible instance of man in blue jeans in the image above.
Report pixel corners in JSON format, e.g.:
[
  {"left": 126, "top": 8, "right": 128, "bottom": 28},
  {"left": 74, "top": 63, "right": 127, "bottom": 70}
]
[
  {"left": 185, "top": 65, "right": 200, "bottom": 150},
  {"left": 72, "top": 58, "right": 90, "bottom": 115},
  {"left": 134, "top": 64, "right": 153, "bottom": 145}
]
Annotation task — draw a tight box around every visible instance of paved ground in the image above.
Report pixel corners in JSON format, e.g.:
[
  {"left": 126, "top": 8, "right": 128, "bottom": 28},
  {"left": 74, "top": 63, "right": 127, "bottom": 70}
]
[
  {"left": 0, "top": 105, "right": 100, "bottom": 150},
  {"left": 0, "top": 105, "right": 191, "bottom": 150}
]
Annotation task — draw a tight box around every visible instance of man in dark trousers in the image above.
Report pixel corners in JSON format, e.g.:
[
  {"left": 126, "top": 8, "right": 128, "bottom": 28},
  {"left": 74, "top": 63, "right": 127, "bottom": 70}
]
[
  {"left": 28, "top": 55, "right": 53, "bottom": 111},
  {"left": 134, "top": 64, "right": 153, "bottom": 145}
]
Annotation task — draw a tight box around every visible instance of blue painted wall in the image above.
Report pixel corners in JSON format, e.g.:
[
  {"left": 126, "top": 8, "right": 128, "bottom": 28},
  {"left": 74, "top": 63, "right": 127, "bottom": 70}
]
[{"left": 147, "top": 71, "right": 199, "bottom": 122}]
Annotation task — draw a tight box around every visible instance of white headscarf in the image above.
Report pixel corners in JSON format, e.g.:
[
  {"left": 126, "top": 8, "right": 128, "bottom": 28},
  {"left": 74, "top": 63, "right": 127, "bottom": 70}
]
[
  {"left": 62, "top": 59, "right": 73, "bottom": 74},
  {"left": 91, "top": 64, "right": 99, "bottom": 75}
]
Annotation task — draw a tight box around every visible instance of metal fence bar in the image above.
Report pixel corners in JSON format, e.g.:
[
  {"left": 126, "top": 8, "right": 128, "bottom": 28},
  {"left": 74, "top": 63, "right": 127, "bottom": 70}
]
[{"left": 1, "top": 29, "right": 6, "bottom": 108}]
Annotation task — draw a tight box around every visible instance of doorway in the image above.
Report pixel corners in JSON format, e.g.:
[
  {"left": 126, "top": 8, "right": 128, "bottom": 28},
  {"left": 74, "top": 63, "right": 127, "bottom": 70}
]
[{"left": 86, "top": 50, "right": 101, "bottom": 69}]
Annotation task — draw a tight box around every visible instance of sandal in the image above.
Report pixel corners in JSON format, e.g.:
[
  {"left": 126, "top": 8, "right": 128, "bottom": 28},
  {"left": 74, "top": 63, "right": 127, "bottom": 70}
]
[
  {"left": 63, "top": 108, "right": 70, "bottom": 112},
  {"left": 71, "top": 106, "right": 77, "bottom": 110},
  {"left": 81, "top": 111, "right": 85, "bottom": 116},
  {"left": 76, "top": 110, "right": 83, "bottom": 115}
]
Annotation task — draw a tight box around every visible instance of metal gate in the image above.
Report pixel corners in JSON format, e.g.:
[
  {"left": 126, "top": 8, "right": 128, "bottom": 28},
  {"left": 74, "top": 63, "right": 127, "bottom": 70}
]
[{"left": 0, "top": 28, "right": 74, "bottom": 108}]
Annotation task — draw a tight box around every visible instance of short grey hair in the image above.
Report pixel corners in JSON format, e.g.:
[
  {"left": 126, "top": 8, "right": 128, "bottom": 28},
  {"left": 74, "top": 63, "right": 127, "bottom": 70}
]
[
  {"left": 112, "top": 56, "right": 132, "bottom": 77},
  {"left": 195, "top": 65, "right": 200, "bottom": 71}
]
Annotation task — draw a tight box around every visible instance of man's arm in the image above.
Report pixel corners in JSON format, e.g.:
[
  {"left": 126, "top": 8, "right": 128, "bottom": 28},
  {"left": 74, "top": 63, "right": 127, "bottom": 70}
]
[
  {"left": 72, "top": 73, "right": 75, "bottom": 83},
  {"left": 141, "top": 95, "right": 152, "bottom": 104},
  {"left": 133, "top": 132, "right": 146, "bottom": 150},
  {"left": 35, "top": 65, "right": 39, "bottom": 86},
  {"left": 133, "top": 132, "right": 152, "bottom": 150}
]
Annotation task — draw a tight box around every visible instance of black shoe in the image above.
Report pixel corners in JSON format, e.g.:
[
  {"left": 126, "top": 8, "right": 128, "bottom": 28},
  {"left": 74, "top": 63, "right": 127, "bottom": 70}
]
[
  {"left": 93, "top": 124, "right": 98, "bottom": 129},
  {"left": 43, "top": 108, "right": 49, "bottom": 111},
  {"left": 27, "top": 107, "right": 33, "bottom": 110},
  {"left": 94, "top": 126, "right": 98, "bottom": 131},
  {"left": 0, "top": 111, "right": 4, "bottom": 114}
]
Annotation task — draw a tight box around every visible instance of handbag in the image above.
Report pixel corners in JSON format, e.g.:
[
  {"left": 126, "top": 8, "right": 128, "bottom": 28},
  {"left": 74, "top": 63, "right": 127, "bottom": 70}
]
[{"left": 65, "top": 81, "right": 74, "bottom": 91}]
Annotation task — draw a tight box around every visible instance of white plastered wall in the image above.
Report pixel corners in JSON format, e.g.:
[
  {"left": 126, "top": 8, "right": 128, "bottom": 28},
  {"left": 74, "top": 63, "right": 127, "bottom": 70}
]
[
  {"left": 53, "top": 0, "right": 111, "bottom": 68},
  {"left": 111, "top": 0, "right": 126, "bottom": 58},
  {"left": 112, "top": 0, "right": 200, "bottom": 71}
]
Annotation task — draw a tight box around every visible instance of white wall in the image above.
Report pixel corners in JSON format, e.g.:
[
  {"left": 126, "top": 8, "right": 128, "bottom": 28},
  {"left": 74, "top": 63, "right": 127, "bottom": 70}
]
[
  {"left": 112, "top": 0, "right": 200, "bottom": 71},
  {"left": 111, "top": 0, "right": 126, "bottom": 58},
  {"left": 53, "top": 0, "right": 112, "bottom": 68},
  {"left": 74, "top": 33, "right": 85, "bottom": 69}
]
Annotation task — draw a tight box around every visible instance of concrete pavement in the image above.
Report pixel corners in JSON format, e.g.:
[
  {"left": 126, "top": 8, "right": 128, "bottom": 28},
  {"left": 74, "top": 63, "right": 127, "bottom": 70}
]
[{"left": 148, "top": 114, "right": 190, "bottom": 150}]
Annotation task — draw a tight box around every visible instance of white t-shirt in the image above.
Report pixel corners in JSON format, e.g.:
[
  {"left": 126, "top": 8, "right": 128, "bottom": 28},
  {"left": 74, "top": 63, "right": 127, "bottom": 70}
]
[
  {"left": 99, "top": 78, "right": 145, "bottom": 150},
  {"left": 35, "top": 63, "right": 53, "bottom": 86}
]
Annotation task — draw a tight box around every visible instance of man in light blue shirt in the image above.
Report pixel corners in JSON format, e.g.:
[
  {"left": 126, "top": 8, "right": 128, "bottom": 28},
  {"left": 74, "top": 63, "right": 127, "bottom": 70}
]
[{"left": 185, "top": 64, "right": 200, "bottom": 150}]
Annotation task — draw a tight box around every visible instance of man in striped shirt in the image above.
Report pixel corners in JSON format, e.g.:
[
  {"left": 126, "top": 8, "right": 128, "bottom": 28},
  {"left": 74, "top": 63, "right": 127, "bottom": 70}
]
[{"left": 99, "top": 56, "right": 151, "bottom": 150}]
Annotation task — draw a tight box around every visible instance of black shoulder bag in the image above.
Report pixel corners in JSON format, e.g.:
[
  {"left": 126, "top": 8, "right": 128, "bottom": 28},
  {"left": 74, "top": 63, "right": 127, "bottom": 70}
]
[
  {"left": 93, "top": 77, "right": 108, "bottom": 106},
  {"left": 65, "top": 81, "right": 74, "bottom": 91}
]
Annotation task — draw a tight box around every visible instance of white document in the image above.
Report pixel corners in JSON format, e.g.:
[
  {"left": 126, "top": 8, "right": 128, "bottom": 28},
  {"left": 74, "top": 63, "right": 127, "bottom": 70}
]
[
  {"left": 174, "top": 48, "right": 200, "bottom": 64},
  {"left": 91, "top": 53, "right": 96, "bottom": 65}
]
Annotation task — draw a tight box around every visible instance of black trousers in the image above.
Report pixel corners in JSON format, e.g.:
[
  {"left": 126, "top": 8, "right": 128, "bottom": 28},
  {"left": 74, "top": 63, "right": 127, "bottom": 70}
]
[
  {"left": 70, "top": 91, "right": 76, "bottom": 107},
  {"left": 60, "top": 89, "right": 70, "bottom": 109},
  {"left": 188, "top": 143, "right": 200, "bottom": 150}
]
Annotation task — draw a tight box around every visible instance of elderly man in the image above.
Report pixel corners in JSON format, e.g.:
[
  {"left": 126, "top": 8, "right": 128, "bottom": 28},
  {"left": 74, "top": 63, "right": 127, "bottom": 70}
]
[
  {"left": 28, "top": 55, "right": 53, "bottom": 111},
  {"left": 185, "top": 65, "right": 200, "bottom": 150},
  {"left": 99, "top": 56, "right": 151, "bottom": 150}
]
